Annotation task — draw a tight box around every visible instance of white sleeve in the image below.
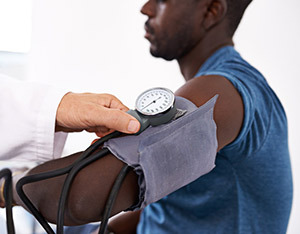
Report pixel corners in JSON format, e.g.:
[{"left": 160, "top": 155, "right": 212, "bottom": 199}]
[{"left": 0, "top": 74, "right": 68, "bottom": 162}]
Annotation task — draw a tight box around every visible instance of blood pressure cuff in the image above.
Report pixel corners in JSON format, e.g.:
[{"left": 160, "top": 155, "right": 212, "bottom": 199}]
[{"left": 104, "top": 95, "right": 218, "bottom": 209}]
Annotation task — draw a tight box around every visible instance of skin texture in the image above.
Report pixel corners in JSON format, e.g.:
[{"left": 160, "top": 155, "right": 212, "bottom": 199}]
[
  {"left": 56, "top": 92, "right": 140, "bottom": 136},
  {"left": 12, "top": 0, "right": 245, "bottom": 232}
]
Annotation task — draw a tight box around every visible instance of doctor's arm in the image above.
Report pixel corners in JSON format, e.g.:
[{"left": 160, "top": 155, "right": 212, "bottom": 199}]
[
  {"left": 0, "top": 76, "right": 140, "bottom": 166},
  {"left": 13, "top": 75, "right": 243, "bottom": 226}
]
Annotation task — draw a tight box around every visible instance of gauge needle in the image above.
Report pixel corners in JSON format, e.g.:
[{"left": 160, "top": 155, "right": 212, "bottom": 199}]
[{"left": 141, "top": 96, "right": 162, "bottom": 110}]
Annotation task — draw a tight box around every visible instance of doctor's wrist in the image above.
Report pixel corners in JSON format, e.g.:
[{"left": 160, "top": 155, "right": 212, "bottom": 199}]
[
  {"left": 0, "top": 168, "right": 30, "bottom": 208},
  {"left": 0, "top": 178, "right": 5, "bottom": 208}
]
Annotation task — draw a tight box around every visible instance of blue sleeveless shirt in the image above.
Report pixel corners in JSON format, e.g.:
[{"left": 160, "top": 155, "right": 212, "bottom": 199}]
[{"left": 137, "top": 46, "right": 293, "bottom": 234}]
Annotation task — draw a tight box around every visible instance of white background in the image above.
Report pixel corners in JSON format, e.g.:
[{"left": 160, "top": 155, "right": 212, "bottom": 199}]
[
  {"left": 0, "top": 0, "right": 299, "bottom": 233},
  {"left": 0, "top": 0, "right": 32, "bottom": 53}
]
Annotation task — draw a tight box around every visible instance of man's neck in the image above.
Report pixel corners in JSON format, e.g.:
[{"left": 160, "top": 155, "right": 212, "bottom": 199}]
[{"left": 178, "top": 28, "right": 233, "bottom": 81}]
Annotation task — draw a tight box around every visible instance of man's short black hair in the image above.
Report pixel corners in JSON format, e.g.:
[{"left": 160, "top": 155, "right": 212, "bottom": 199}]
[{"left": 226, "top": 0, "right": 252, "bottom": 36}]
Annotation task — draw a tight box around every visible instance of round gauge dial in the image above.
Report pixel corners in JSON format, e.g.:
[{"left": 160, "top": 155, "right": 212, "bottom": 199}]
[{"left": 135, "top": 87, "right": 175, "bottom": 116}]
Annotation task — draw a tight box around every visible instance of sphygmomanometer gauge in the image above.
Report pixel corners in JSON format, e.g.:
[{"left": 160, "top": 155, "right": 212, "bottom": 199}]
[
  {"left": 136, "top": 87, "right": 175, "bottom": 116},
  {"left": 128, "top": 87, "right": 177, "bottom": 134}
]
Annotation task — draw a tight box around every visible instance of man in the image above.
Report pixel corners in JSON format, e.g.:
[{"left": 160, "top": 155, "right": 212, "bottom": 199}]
[{"left": 6, "top": 0, "right": 293, "bottom": 233}]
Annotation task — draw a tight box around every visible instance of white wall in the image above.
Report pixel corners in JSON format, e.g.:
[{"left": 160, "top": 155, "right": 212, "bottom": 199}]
[
  {"left": 0, "top": 0, "right": 299, "bottom": 233},
  {"left": 0, "top": 0, "right": 32, "bottom": 53}
]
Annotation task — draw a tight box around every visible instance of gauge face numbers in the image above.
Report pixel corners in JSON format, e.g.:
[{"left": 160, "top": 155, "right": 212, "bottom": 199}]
[{"left": 135, "top": 88, "right": 175, "bottom": 116}]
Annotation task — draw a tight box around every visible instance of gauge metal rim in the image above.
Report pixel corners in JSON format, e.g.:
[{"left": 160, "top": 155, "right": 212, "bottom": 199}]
[{"left": 135, "top": 87, "right": 175, "bottom": 116}]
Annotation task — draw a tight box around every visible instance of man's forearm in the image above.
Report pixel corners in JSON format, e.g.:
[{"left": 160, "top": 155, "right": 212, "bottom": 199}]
[{"left": 15, "top": 151, "right": 139, "bottom": 226}]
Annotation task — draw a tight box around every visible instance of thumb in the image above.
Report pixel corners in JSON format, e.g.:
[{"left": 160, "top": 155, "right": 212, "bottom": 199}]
[{"left": 98, "top": 108, "right": 141, "bottom": 134}]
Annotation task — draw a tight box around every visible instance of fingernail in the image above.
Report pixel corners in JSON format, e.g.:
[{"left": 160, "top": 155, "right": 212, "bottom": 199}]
[{"left": 128, "top": 120, "right": 140, "bottom": 133}]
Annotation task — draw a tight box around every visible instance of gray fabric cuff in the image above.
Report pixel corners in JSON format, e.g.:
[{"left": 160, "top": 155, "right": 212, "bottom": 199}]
[{"left": 104, "top": 96, "right": 218, "bottom": 209}]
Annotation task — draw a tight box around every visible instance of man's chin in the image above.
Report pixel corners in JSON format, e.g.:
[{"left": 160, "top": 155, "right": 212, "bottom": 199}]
[{"left": 150, "top": 49, "right": 174, "bottom": 61}]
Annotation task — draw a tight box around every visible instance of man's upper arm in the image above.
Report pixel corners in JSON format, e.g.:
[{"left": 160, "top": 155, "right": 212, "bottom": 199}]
[{"left": 175, "top": 75, "right": 244, "bottom": 150}]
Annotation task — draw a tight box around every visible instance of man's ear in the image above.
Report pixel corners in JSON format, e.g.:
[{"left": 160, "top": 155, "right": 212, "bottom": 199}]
[{"left": 203, "top": 0, "right": 227, "bottom": 30}]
